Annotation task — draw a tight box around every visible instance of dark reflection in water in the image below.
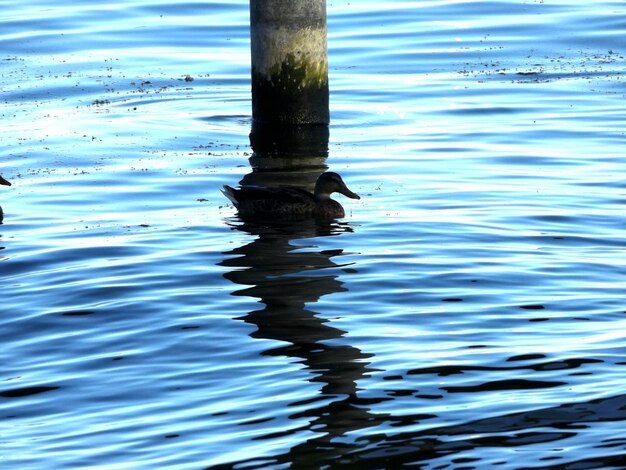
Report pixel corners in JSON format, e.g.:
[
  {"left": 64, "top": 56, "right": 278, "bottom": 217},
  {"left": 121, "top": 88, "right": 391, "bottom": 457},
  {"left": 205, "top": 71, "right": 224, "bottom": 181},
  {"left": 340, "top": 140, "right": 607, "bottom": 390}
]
[
  {"left": 218, "top": 217, "right": 394, "bottom": 467},
  {"left": 334, "top": 392, "right": 626, "bottom": 469}
]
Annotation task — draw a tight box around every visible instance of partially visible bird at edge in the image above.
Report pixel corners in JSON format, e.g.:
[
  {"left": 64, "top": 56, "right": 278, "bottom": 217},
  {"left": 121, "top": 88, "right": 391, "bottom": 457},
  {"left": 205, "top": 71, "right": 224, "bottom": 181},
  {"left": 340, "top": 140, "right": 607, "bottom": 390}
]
[
  {"left": 222, "top": 171, "right": 360, "bottom": 220},
  {"left": 0, "top": 174, "right": 11, "bottom": 222}
]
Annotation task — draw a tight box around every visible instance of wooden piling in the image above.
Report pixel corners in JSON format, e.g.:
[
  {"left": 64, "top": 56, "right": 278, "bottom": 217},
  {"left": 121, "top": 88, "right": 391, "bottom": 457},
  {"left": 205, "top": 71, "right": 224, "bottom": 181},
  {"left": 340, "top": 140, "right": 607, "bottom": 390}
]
[{"left": 250, "top": 0, "right": 329, "bottom": 125}]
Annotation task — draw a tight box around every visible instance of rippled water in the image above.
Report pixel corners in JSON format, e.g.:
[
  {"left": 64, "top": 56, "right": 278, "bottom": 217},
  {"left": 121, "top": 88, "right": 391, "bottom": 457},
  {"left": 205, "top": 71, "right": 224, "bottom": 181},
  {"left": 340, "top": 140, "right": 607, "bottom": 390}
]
[{"left": 2, "top": 1, "right": 626, "bottom": 468}]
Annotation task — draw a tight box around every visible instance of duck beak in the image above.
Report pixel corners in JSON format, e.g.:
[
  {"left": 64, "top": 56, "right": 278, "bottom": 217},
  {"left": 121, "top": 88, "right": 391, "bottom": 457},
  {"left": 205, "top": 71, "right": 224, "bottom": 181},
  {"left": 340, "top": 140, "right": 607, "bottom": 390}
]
[
  {"left": 340, "top": 185, "right": 360, "bottom": 200},
  {"left": 0, "top": 176, "right": 10, "bottom": 186}
]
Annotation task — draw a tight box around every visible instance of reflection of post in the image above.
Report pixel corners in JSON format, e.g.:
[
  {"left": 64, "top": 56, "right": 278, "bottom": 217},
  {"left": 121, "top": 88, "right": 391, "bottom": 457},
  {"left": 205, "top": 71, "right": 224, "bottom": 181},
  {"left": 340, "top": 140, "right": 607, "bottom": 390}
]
[
  {"left": 250, "top": 0, "right": 329, "bottom": 125},
  {"left": 242, "top": 122, "right": 329, "bottom": 189}
]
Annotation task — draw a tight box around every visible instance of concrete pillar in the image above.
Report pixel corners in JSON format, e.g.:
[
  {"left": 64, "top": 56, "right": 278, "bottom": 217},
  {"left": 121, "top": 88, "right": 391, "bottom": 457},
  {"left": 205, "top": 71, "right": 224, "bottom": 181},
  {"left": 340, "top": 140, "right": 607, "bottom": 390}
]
[{"left": 250, "top": 0, "right": 329, "bottom": 125}]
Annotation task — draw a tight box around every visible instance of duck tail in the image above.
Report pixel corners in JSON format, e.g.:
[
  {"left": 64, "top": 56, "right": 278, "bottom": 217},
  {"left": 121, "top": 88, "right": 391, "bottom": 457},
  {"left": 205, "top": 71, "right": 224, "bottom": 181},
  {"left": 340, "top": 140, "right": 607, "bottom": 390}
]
[{"left": 221, "top": 185, "right": 239, "bottom": 206}]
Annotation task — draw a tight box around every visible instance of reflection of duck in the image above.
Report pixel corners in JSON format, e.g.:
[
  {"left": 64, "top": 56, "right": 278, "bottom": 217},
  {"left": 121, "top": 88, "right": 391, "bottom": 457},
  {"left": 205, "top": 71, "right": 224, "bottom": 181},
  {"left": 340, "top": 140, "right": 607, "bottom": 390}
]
[
  {"left": 222, "top": 172, "right": 360, "bottom": 219},
  {"left": 0, "top": 175, "right": 10, "bottom": 222}
]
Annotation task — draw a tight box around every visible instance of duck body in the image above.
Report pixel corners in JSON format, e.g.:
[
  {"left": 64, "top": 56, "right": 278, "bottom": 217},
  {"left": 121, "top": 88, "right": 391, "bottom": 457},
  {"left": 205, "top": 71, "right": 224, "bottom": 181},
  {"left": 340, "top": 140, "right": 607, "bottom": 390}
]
[{"left": 222, "top": 172, "right": 359, "bottom": 220}]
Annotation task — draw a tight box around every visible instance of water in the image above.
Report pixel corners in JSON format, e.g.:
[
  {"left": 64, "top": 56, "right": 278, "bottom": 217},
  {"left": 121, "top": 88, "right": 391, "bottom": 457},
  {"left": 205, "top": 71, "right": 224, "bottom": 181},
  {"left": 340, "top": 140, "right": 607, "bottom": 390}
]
[{"left": 2, "top": 1, "right": 626, "bottom": 468}]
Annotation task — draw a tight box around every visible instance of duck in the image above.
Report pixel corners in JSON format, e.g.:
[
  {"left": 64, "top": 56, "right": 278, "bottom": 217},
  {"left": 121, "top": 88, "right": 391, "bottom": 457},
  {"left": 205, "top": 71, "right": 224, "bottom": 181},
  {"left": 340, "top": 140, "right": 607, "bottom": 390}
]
[
  {"left": 0, "top": 175, "right": 10, "bottom": 222},
  {"left": 222, "top": 171, "right": 360, "bottom": 219}
]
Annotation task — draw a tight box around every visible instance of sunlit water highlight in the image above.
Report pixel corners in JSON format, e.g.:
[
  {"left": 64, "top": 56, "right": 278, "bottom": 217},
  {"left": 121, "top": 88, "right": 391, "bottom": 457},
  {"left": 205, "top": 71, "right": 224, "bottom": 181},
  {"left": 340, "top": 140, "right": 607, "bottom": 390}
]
[{"left": 2, "top": 1, "right": 626, "bottom": 468}]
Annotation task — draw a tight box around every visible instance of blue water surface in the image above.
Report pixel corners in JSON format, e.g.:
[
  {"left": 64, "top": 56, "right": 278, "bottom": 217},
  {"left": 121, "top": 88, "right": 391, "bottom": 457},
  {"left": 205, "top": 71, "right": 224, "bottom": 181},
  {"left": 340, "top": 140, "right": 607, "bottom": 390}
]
[{"left": 2, "top": 1, "right": 626, "bottom": 468}]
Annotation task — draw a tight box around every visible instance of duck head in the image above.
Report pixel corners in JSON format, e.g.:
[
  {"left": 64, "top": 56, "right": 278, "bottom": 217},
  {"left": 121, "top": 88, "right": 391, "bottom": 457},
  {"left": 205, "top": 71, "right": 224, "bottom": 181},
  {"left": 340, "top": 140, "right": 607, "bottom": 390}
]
[
  {"left": 314, "top": 172, "right": 360, "bottom": 201},
  {"left": 0, "top": 175, "right": 10, "bottom": 186}
]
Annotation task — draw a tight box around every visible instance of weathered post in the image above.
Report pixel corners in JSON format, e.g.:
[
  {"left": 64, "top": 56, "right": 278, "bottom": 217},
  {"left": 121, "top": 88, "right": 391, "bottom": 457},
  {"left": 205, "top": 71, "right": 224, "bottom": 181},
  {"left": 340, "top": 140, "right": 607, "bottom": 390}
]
[{"left": 250, "top": 0, "right": 329, "bottom": 125}]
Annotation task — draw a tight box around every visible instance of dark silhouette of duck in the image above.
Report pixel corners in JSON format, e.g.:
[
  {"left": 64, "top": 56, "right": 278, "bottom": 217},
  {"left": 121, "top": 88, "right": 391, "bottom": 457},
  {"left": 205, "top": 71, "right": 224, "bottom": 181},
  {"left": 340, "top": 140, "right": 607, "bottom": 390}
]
[
  {"left": 0, "top": 175, "right": 10, "bottom": 222},
  {"left": 222, "top": 172, "right": 360, "bottom": 219}
]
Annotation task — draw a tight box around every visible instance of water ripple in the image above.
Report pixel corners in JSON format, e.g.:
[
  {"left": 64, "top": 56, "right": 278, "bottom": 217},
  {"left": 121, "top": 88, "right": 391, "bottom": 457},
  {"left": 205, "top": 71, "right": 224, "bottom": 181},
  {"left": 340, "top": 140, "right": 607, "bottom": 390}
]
[{"left": 2, "top": 0, "right": 626, "bottom": 468}]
